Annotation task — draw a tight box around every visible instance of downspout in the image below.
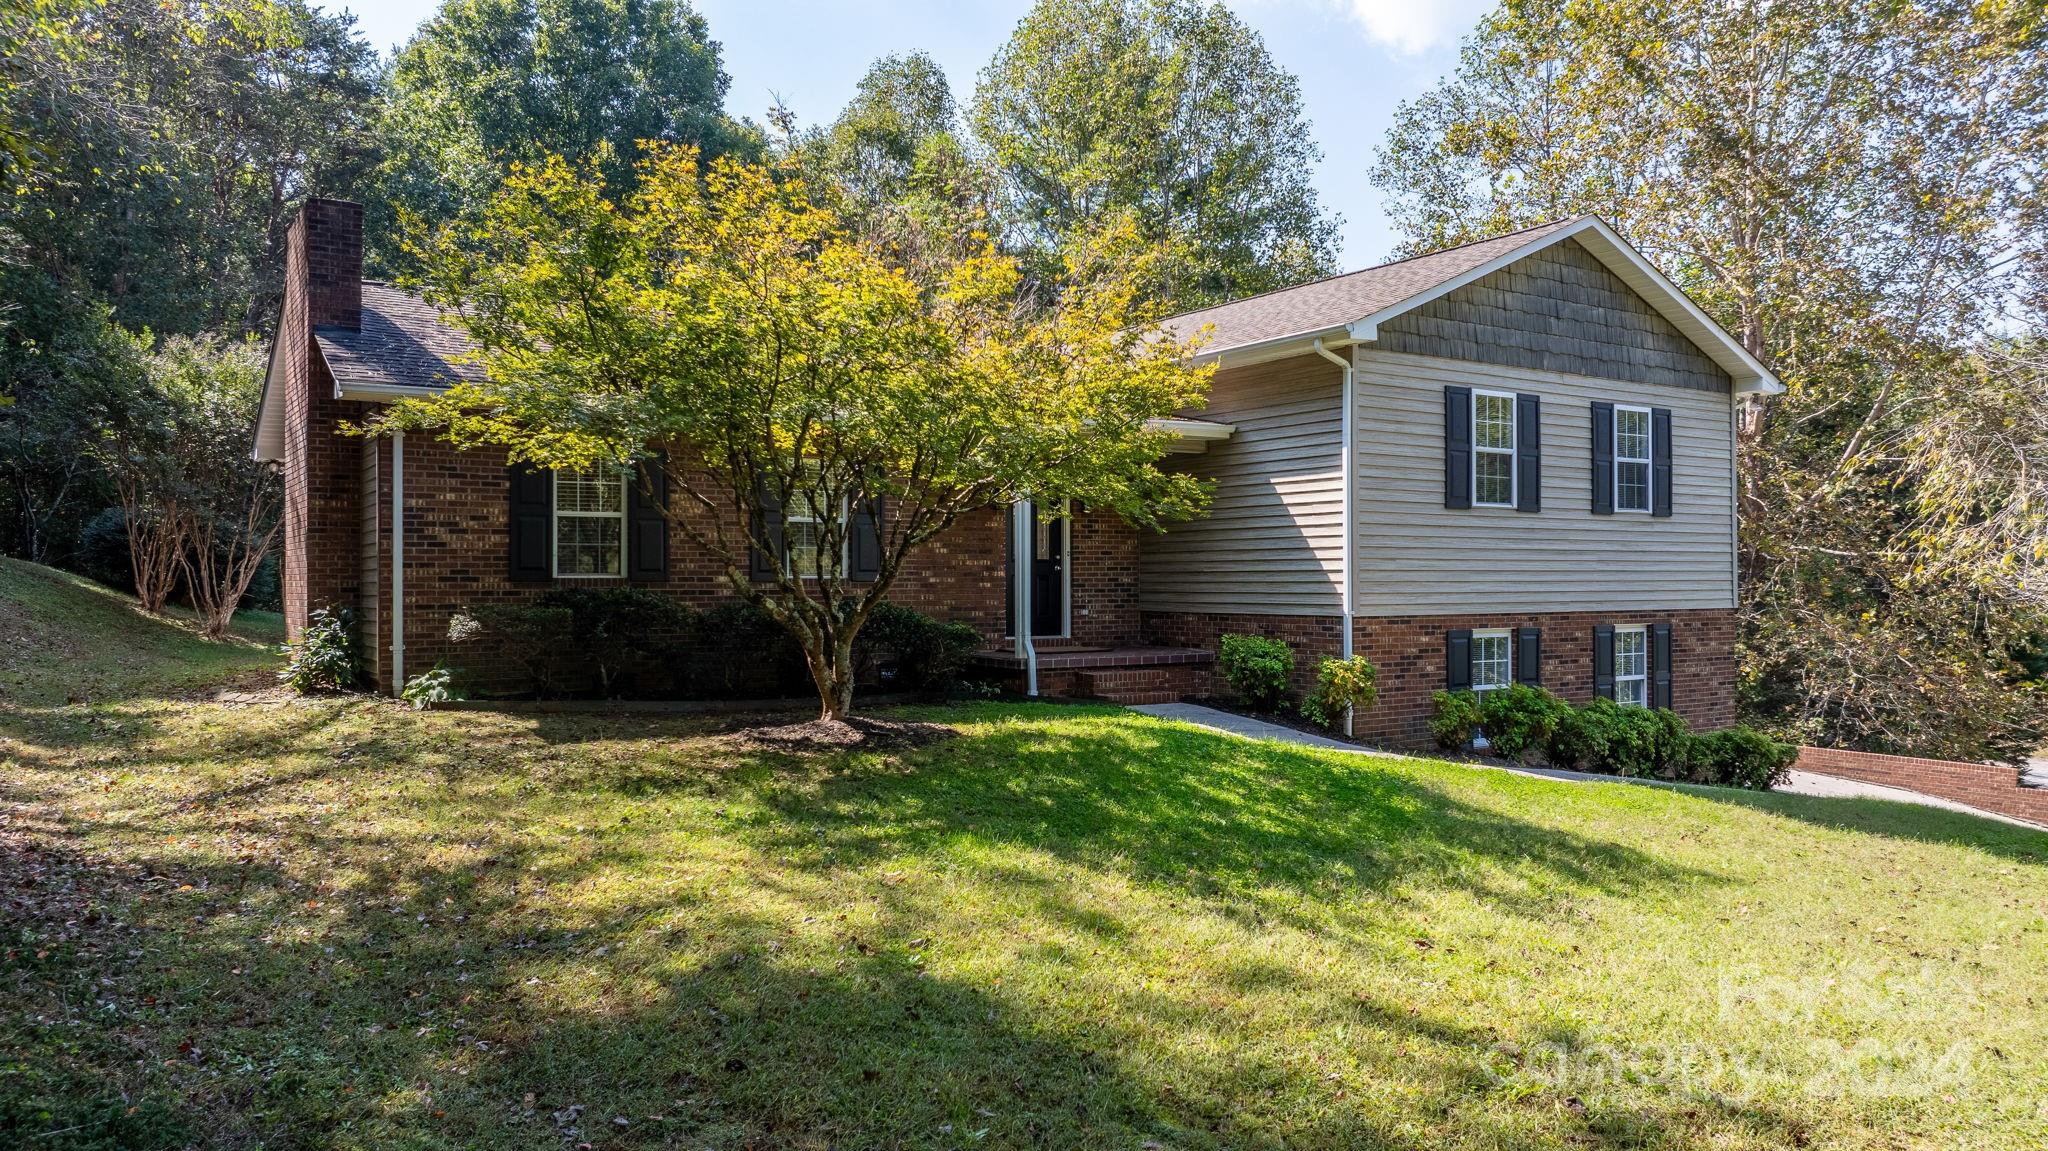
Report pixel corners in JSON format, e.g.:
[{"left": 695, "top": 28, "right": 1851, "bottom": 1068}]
[
  {"left": 1313, "top": 338, "right": 1355, "bottom": 737},
  {"left": 390, "top": 431, "right": 405, "bottom": 695},
  {"left": 1011, "top": 501, "right": 1037, "bottom": 696}
]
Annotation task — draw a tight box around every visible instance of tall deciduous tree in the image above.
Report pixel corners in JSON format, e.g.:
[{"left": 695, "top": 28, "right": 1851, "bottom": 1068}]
[
  {"left": 972, "top": 0, "right": 1339, "bottom": 308},
  {"left": 365, "top": 0, "right": 758, "bottom": 274},
  {"left": 375, "top": 147, "right": 1212, "bottom": 720},
  {"left": 1373, "top": 0, "right": 2048, "bottom": 760}
]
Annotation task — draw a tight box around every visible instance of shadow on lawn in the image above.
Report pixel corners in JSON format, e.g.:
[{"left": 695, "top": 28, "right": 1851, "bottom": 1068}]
[
  {"left": 0, "top": 810, "right": 1810, "bottom": 1151},
  {"left": 0, "top": 699, "right": 1815, "bottom": 1150},
  {"left": 1686, "top": 786, "right": 2048, "bottom": 863},
  {"left": 726, "top": 704, "right": 1721, "bottom": 922}
]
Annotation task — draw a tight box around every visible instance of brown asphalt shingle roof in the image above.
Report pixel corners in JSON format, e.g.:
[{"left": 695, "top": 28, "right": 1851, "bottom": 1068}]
[
  {"left": 314, "top": 282, "right": 481, "bottom": 390},
  {"left": 319, "top": 220, "right": 1591, "bottom": 386},
  {"left": 1162, "top": 217, "right": 1585, "bottom": 355}
]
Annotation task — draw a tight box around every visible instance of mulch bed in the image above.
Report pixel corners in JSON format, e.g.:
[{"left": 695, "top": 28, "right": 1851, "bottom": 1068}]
[{"left": 724, "top": 715, "right": 955, "bottom": 753}]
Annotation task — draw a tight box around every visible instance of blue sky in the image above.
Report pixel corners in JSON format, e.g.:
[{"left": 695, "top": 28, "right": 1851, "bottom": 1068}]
[{"left": 329, "top": 0, "right": 1494, "bottom": 267}]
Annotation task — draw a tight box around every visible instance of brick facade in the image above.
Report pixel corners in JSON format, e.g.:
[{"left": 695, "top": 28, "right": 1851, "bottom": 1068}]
[
  {"left": 279, "top": 201, "right": 371, "bottom": 640},
  {"left": 1144, "top": 606, "right": 1737, "bottom": 749},
  {"left": 1793, "top": 747, "right": 2048, "bottom": 827},
  {"left": 347, "top": 433, "right": 1145, "bottom": 691}
]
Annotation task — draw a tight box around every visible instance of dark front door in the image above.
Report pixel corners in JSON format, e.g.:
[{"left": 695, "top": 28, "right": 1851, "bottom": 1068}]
[{"left": 1008, "top": 501, "right": 1067, "bottom": 637}]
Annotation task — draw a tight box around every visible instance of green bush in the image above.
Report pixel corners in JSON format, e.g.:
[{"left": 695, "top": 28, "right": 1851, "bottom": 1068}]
[
  {"left": 278, "top": 606, "right": 356, "bottom": 693},
  {"left": 1218, "top": 633, "right": 1295, "bottom": 711},
  {"left": 1476, "top": 684, "right": 1569, "bottom": 760},
  {"left": 449, "top": 604, "right": 575, "bottom": 696},
  {"left": 691, "top": 601, "right": 810, "bottom": 698},
  {"left": 856, "top": 602, "right": 984, "bottom": 693},
  {"left": 537, "top": 586, "right": 693, "bottom": 697},
  {"left": 1300, "top": 655, "right": 1377, "bottom": 729},
  {"left": 1683, "top": 727, "right": 1798, "bottom": 790},
  {"left": 400, "top": 664, "right": 462, "bottom": 710},
  {"left": 1430, "top": 689, "right": 1483, "bottom": 750},
  {"left": 1545, "top": 698, "right": 1690, "bottom": 776}
]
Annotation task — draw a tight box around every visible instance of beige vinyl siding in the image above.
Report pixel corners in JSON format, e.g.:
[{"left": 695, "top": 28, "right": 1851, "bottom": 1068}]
[
  {"left": 1352, "top": 349, "right": 1736, "bottom": 614},
  {"left": 1139, "top": 352, "right": 1345, "bottom": 615}
]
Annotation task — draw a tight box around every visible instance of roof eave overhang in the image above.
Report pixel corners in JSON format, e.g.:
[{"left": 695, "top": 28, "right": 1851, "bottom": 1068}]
[
  {"left": 334, "top": 379, "right": 454, "bottom": 403},
  {"left": 1190, "top": 325, "right": 1356, "bottom": 369}
]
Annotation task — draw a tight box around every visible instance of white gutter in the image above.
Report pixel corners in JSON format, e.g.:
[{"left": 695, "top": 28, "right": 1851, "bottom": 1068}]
[
  {"left": 1313, "top": 338, "right": 1356, "bottom": 737},
  {"left": 390, "top": 431, "right": 405, "bottom": 695},
  {"left": 1011, "top": 501, "right": 1037, "bottom": 696}
]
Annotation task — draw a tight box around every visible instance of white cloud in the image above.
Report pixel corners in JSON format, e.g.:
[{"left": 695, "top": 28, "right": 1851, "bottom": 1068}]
[{"left": 1330, "top": 0, "right": 1496, "bottom": 56}]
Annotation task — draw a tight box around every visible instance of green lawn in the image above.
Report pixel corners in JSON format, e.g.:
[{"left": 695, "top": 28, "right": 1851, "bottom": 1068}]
[{"left": 2, "top": 559, "right": 2045, "bottom": 1149}]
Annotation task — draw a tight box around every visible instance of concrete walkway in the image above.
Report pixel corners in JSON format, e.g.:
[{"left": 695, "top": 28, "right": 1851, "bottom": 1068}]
[
  {"left": 1129, "top": 702, "right": 2047, "bottom": 832},
  {"left": 2024, "top": 758, "right": 2048, "bottom": 790}
]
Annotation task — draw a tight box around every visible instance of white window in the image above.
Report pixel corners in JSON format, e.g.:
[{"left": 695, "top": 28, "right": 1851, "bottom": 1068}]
[
  {"left": 553, "top": 469, "right": 625, "bottom": 577},
  {"left": 1472, "top": 629, "right": 1512, "bottom": 693},
  {"left": 1473, "top": 391, "right": 1517, "bottom": 507},
  {"left": 1614, "top": 405, "right": 1652, "bottom": 513},
  {"left": 783, "top": 465, "right": 848, "bottom": 578},
  {"left": 1614, "top": 625, "right": 1648, "bottom": 707}
]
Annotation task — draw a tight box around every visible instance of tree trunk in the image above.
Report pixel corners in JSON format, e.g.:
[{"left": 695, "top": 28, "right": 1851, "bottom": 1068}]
[{"left": 807, "top": 629, "right": 860, "bottom": 722}]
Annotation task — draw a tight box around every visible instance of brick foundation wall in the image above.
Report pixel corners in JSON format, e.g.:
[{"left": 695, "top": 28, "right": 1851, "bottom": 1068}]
[
  {"left": 1143, "top": 607, "right": 1737, "bottom": 749},
  {"left": 1794, "top": 747, "right": 2048, "bottom": 827},
  {"left": 1141, "top": 611, "right": 1347, "bottom": 699},
  {"left": 331, "top": 434, "right": 1146, "bottom": 691},
  {"left": 1354, "top": 609, "right": 1737, "bottom": 748}
]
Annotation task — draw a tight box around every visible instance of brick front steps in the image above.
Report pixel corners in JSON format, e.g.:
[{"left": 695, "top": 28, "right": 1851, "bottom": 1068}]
[{"left": 969, "top": 646, "right": 1214, "bottom": 704}]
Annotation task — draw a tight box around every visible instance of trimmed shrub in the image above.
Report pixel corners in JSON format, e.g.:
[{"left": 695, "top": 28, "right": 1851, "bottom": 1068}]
[
  {"left": 1476, "top": 684, "right": 1569, "bottom": 761},
  {"left": 1218, "top": 633, "right": 1295, "bottom": 711},
  {"left": 278, "top": 606, "right": 356, "bottom": 693},
  {"left": 690, "top": 601, "right": 809, "bottom": 698},
  {"left": 537, "top": 586, "right": 693, "bottom": 698},
  {"left": 1300, "top": 655, "right": 1378, "bottom": 729},
  {"left": 1430, "top": 689, "right": 1483, "bottom": 750},
  {"left": 1683, "top": 727, "right": 1798, "bottom": 790},
  {"left": 449, "top": 604, "right": 574, "bottom": 697},
  {"left": 1546, "top": 698, "right": 1690, "bottom": 776},
  {"left": 855, "top": 602, "right": 984, "bottom": 693}
]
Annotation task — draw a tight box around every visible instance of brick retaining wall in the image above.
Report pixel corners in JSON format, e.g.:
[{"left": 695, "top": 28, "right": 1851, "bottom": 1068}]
[{"left": 1794, "top": 746, "right": 2048, "bottom": 827}]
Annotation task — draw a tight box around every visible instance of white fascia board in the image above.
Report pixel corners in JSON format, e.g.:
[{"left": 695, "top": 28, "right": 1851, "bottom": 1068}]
[
  {"left": 1191, "top": 326, "right": 1354, "bottom": 369},
  {"left": 334, "top": 379, "right": 451, "bottom": 404},
  {"left": 1151, "top": 417, "right": 1237, "bottom": 454},
  {"left": 1351, "top": 217, "right": 1784, "bottom": 396}
]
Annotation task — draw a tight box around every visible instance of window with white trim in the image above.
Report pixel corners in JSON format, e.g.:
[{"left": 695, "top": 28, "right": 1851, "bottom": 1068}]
[
  {"left": 1614, "top": 625, "right": 1649, "bottom": 707},
  {"left": 553, "top": 469, "right": 626, "bottom": 577},
  {"left": 784, "top": 465, "right": 848, "bottom": 578},
  {"left": 1473, "top": 391, "right": 1517, "bottom": 507},
  {"left": 1614, "top": 405, "right": 1652, "bottom": 513},
  {"left": 1472, "top": 629, "right": 1512, "bottom": 693}
]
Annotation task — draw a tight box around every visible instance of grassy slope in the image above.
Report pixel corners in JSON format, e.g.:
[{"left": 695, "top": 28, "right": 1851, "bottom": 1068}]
[
  {"left": 1, "top": 562, "right": 2044, "bottom": 1150},
  {"left": 0, "top": 557, "right": 281, "bottom": 704}
]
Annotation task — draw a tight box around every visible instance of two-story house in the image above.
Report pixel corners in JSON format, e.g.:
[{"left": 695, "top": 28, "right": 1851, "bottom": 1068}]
[{"left": 256, "top": 200, "right": 1777, "bottom": 747}]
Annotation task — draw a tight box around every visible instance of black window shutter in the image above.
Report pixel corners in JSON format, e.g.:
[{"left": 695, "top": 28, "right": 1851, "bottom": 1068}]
[
  {"left": 1590, "top": 401, "right": 1615, "bottom": 515},
  {"left": 851, "top": 494, "right": 883, "bottom": 581},
  {"left": 1443, "top": 386, "right": 1472, "bottom": 509},
  {"left": 1651, "top": 621, "right": 1674, "bottom": 710},
  {"left": 627, "top": 456, "right": 669, "bottom": 582},
  {"left": 508, "top": 463, "right": 552, "bottom": 582},
  {"left": 1515, "top": 393, "right": 1541, "bottom": 512},
  {"left": 1515, "top": 626, "right": 1542, "bottom": 685},
  {"left": 1651, "top": 407, "right": 1674, "bottom": 518},
  {"left": 748, "top": 478, "right": 784, "bottom": 581},
  {"left": 1592, "top": 624, "right": 1616, "bottom": 699},
  {"left": 1445, "top": 629, "right": 1473, "bottom": 690}
]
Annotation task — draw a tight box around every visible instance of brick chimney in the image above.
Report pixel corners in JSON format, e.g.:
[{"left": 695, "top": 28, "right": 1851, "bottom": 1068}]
[{"left": 300, "top": 198, "right": 362, "bottom": 331}]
